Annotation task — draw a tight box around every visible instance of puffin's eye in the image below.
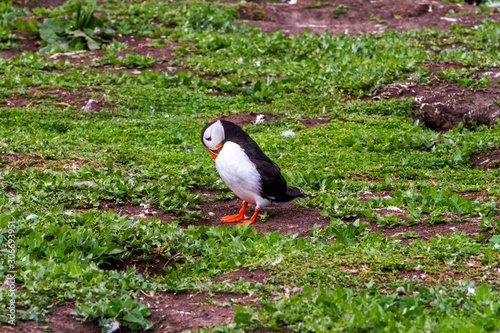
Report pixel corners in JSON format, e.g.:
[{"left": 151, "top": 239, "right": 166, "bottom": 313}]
[{"left": 205, "top": 136, "right": 212, "bottom": 141}]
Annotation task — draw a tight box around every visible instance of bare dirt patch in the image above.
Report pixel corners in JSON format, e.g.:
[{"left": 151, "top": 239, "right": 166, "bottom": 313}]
[
  {"left": 453, "top": 190, "right": 492, "bottom": 200},
  {"left": 112, "top": 34, "right": 175, "bottom": 54},
  {"left": 98, "top": 201, "right": 175, "bottom": 222},
  {"left": 369, "top": 62, "right": 500, "bottom": 131},
  {"left": 470, "top": 147, "right": 500, "bottom": 170},
  {"left": 13, "top": 0, "right": 68, "bottom": 10},
  {"left": 392, "top": 261, "right": 500, "bottom": 283},
  {"left": 236, "top": 0, "right": 500, "bottom": 35},
  {"left": 0, "top": 32, "right": 177, "bottom": 72},
  {"left": 296, "top": 117, "right": 332, "bottom": 127},
  {"left": 100, "top": 249, "right": 179, "bottom": 277},
  {"left": 12, "top": 303, "right": 101, "bottom": 333},
  {"left": 193, "top": 195, "right": 330, "bottom": 237},
  {"left": 366, "top": 218, "right": 487, "bottom": 242},
  {"left": 0, "top": 153, "right": 42, "bottom": 172},
  {"left": 145, "top": 292, "right": 255, "bottom": 333},
  {"left": 12, "top": 292, "right": 254, "bottom": 333},
  {"left": 0, "top": 33, "right": 178, "bottom": 74},
  {"left": 358, "top": 190, "right": 493, "bottom": 202},
  {"left": 3, "top": 87, "right": 112, "bottom": 112},
  {"left": 390, "top": 268, "right": 472, "bottom": 285},
  {"left": 352, "top": 190, "right": 497, "bottom": 243},
  {"left": 213, "top": 267, "right": 270, "bottom": 283},
  {"left": 239, "top": 2, "right": 267, "bottom": 21},
  {"left": 360, "top": 208, "right": 494, "bottom": 244},
  {"left": 185, "top": 185, "right": 329, "bottom": 236},
  {"left": 0, "top": 31, "right": 39, "bottom": 59}
]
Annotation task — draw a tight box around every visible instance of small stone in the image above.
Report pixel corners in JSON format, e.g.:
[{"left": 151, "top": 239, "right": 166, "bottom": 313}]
[
  {"left": 281, "top": 130, "right": 295, "bottom": 137},
  {"left": 73, "top": 181, "right": 95, "bottom": 187},
  {"left": 255, "top": 114, "right": 265, "bottom": 124},
  {"left": 81, "top": 99, "right": 96, "bottom": 112}
]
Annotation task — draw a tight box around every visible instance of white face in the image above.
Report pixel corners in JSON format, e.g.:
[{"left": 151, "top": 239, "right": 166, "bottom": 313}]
[{"left": 202, "top": 120, "right": 225, "bottom": 150}]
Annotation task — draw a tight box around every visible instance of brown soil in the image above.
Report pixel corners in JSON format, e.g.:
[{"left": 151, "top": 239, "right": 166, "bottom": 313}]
[
  {"left": 100, "top": 249, "right": 179, "bottom": 277},
  {"left": 358, "top": 190, "right": 492, "bottom": 201},
  {"left": 470, "top": 148, "right": 500, "bottom": 170},
  {"left": 192, "top": 185, "right": 330, "bottom": 236},
  {"left": 98, "top": 201, "right": 175, "bottom": 222},
  {"left": 0, "top": 31, "right": 39, "bottom": 59},
  {"left": 12, "top": 303, "right": 101, "bottom": 333},
  {"left": 297, "top": 117, "right": 332, "bottom": 127},
  {"left": 3, "top": 87, "right": 112, "bottom": 111},
  {"left": 213, "top": 267, "right": 270, "bottom": 283},
  {"left": 0, "top": 153, "right": 42, "bottom": 171},
  {"left": 393, "top": 268, "right": 459, "bottom": 281},
  {"left": 195, "top": 198, "right": 329, "bottom": 236},
  {"left": 455, "top": 190, "right": 492, "bottom": 200},
  {"left": 367, "top": 218, "right": 487, "bottom": 241},
  {"left": 387, "top": 268, "right": 473, "bottom": 287},
  {"left": 12, "top": 292, "right": 254, "bottom": 333},
  {"left": 359, "top": 205, "right": 493, "bottom": 245},
  {"left": 146, "top": 292, "right": 255, "bottom": 333},
  {"left": 13, "top": 0, "right": 68, "bottom": 10},
  {"left": 369, "top": 61, "right": 500, "bottom": 131},
  {"left": 236, "top": 0, "right": 500, "bottom": 35}
]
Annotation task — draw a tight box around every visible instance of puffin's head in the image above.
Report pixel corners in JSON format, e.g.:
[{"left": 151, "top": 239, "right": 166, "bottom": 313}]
[{"left": 201, "top": 120, "right": 225, "bottom": 159}]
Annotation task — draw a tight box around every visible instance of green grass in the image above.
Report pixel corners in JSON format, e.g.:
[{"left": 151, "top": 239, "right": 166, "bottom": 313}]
[{"left": 1, "top": 0, "right": 500, "bottom": 331}]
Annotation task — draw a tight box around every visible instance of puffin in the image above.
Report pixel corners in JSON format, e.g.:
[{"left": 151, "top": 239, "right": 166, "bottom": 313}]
[{"left": 201, "top": 120, "right": 305, "bottom": 226}]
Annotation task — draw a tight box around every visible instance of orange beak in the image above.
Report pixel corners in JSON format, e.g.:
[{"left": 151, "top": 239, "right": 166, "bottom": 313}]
[
  {"left": 207, "top": 143, "right": 222, "bottom": 159},
  {"left": 208, "top": 148, "right": 218, "bottom": 159}
]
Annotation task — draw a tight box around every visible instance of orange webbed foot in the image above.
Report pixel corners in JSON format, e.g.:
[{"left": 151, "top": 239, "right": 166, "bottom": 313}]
[
  {"left": 220, "top": 202, "right": 247, "bottom": 223},
  {"left": 221, "top": 214, "right": 244, "bottom": 223},
  {"left": 236, "top": 208, "right": 259, "bottom": 226},
  {"left": 236, "top": 220, "right": 253, "bottom": 226}
]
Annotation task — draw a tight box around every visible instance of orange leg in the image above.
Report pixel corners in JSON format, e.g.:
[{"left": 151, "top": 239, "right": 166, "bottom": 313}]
[
  {"left": 236, "top": 208, "right": 260, "bottom": 226},
  {"left": 221, "top": 201, "right": 247, "bottom": 223}
]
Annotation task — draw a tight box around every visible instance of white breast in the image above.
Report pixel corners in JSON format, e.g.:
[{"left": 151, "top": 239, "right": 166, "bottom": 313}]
[{"left": 215, "top": 142, "right": 270, "bottom": 208}]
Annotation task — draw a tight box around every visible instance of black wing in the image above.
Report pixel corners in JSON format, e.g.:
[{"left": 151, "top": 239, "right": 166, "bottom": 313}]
[
  {"left": 252, "top": 158, "right": 289, "bottom": 201},
  {"left": 220, "top": 120, "right": 304, "bottom": 202}
]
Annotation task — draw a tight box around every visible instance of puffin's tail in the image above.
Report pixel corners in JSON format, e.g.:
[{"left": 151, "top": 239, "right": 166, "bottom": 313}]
[
  {"left": 285, "top": 186, "right": 306, "bottom": 199},
  {"left": 271, "top": 186, "right": 305, "bottom": 206}
]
